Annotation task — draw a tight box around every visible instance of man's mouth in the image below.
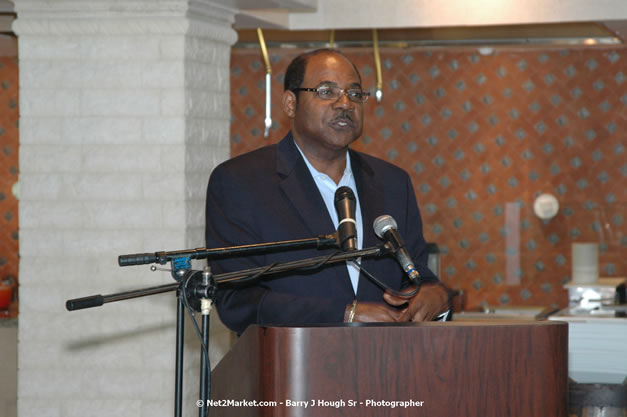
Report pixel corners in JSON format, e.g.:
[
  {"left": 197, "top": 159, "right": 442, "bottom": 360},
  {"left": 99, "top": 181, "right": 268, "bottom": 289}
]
[{"left": 330, "top": 113, "right": 353, "bottom": 128}]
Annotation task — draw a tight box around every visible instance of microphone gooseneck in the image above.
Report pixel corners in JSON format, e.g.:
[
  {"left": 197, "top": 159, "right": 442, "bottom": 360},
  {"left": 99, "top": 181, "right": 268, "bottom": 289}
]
[
  {"left": 373, "top": 214, "right": 420, "bottom": 282},
  {"left": 334, "top": 186, "right": 357, "bottom": 251}
]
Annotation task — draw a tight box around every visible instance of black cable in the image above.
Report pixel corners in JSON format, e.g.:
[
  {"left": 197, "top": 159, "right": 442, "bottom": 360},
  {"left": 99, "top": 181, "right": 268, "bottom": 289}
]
[
  {"left": 350, "top": 260, "right": 420, "bottom": 297},
  {"left": 181, "top": 270, "right": 211, "bottom": 417},
  {"left": 224, "top": 262, "right": 279, "bottom": 285},
  {"left": 220, "top": 250, "right": 417, "bottom": 298},
  {"left": 299, "top": 250, "right": 343, "bottom": 271},
  {"left": 220, "top": 250, "right": 342, "bottom": 286}
]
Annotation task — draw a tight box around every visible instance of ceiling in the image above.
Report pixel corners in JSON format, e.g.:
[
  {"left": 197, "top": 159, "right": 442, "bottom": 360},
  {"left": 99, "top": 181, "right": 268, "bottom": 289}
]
[
  {"left": 234, "top": 23, "right": 623, "bottom": 49},
  {"left": 1, "top": 0, "right": 627, "bottom": 49},
  {"left": 229, "top": 0, "right": 627, "bottom": 30},
  {"left": 228, "top": 0, "right": 627, "bottom": 46}
]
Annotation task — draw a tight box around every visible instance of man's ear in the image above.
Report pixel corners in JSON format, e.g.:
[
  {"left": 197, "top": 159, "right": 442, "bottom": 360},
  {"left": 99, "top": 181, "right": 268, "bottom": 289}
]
[{"left": 282, "top": 89, "right": 297, "bottom": 119}]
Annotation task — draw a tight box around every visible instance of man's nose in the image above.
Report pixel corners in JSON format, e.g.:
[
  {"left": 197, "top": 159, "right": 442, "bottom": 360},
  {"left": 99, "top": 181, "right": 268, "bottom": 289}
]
[{"left": 333, "top": 90, "right": 354, "bottom": 109}]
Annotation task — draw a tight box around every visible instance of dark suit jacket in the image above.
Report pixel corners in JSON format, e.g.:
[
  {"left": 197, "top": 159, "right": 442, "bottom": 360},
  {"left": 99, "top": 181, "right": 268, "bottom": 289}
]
[{"left": 205, "top": 133, "right": 438, "bottom": 334}]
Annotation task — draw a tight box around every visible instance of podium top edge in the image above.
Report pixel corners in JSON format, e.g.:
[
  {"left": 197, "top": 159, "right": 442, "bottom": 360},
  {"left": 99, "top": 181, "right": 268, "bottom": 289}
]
[{"left": 251, "top": 320, "right": 567, "bottom": 330}]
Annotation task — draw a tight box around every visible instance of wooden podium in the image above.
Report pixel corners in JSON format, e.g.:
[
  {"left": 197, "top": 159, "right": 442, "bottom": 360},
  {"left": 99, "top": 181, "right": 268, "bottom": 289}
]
[{"left": 210, "top": 321, "right": 568, "bottom": 417}]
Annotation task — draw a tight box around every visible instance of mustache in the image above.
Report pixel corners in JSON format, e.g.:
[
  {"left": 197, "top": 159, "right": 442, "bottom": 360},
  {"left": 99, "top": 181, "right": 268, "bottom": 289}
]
[{"left": 332, "top": 110, "right": 354, "bottom": 123}]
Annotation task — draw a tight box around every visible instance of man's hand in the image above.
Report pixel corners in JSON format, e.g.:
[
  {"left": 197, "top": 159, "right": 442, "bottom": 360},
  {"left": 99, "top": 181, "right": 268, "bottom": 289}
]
[
  {"left": 345, "top": 301, "right": 406, "bottom": 323},
  {"left": 383, "top": 283, "right": 449, "bottom": 322}
]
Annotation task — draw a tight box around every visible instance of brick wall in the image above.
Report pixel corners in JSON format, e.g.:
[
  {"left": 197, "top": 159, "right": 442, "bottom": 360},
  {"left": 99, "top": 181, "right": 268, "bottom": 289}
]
[
  {"left": 0, "top": 56, "right": 18, "bottom": 302},
  {"left": 230, "top": 46, "right": 626, "bottom": 310}
]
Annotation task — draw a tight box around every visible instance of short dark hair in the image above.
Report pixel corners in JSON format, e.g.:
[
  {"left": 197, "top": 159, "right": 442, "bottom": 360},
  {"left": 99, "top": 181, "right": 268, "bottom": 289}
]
[{"left": 283, "top": 48, "right": 362, "bottom": 100}]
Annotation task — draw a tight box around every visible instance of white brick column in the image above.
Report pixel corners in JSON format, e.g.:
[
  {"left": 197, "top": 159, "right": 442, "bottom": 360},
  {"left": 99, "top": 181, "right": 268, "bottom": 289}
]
[{"left": 13, "top": 1, "right": 236, "bottom": 416}]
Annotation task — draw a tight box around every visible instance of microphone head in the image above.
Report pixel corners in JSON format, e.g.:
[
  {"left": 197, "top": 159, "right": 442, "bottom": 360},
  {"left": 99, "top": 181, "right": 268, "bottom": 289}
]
[
  {"left": 373, "top": 215, "right": 398, "bottom": 239},
  {"left": 334, "top": 186, "right": 355, "bottom": 204}
]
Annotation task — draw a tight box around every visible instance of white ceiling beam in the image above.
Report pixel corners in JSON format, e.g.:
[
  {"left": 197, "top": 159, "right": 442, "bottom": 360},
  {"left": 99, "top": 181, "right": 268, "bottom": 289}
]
[
  {"left": 288, "top": 0, "right": 627, "bottom": 30},
  {"left": 232, "top": 0, "right": 627, "bottom": 30},
  {"left": 234, "top": 9, "right": 290, "bottom": 29},
  {"left": 213, "top": 0, "right": 315, "bottom": 12}
]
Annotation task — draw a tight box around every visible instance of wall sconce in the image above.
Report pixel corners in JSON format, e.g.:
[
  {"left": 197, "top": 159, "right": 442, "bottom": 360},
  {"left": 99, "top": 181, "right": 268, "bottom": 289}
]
[
  {"left": 256, "top": 28, "right": 272, "bottom": 138},
  {"left": 533, "top": 193, "right": 559, "bottom": 220}
]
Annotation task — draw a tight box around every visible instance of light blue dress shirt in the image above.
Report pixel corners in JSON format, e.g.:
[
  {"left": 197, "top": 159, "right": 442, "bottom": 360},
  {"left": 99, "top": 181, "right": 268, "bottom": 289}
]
[{"left": 294, "top": 143, "right": 363, "bottom": 294}]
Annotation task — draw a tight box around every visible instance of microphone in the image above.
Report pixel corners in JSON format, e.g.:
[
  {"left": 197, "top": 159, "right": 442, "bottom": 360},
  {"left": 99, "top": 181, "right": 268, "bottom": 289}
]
[
  {"left": 373, "top": 214, "right": 420, "bottom": 282},
  {"left": 334, "top": 186, "right": 357, "bottom": 251}
]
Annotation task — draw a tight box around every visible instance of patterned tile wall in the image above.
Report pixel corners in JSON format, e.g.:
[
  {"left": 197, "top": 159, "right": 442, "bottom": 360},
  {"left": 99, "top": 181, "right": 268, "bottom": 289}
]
[
  {"left": 230, "top": 46, "right": 626, "bottom": 310},
  {"left": 0, "top": 57, "right": 19, "bottom": 292}
]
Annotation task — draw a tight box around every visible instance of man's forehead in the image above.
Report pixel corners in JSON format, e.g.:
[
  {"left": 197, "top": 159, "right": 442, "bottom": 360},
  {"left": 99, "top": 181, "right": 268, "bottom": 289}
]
[{"left": 304, "top": 53, "right": 361, "bottom": 85}]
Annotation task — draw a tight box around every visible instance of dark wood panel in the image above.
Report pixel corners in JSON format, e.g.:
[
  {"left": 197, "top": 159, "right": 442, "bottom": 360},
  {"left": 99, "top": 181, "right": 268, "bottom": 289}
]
[{"left": 211, "top": 321, "right": 568, "bottom": 417}]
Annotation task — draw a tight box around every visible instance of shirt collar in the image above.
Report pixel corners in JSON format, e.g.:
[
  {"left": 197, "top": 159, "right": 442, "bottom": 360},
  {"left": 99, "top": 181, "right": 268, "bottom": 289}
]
[{"left": 294, "top": 141, "right": 353, "bottom": 186}]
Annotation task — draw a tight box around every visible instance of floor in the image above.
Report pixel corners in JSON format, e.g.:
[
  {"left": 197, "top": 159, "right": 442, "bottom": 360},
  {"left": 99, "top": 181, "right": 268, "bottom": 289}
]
[{"left": 0, "top": 318, "right": 17, "bottom": 417}]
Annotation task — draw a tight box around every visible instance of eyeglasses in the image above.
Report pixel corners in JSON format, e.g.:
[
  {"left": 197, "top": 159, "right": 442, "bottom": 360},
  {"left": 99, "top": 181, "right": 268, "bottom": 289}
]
[{"left": 293, "top": 86, "right": 370, "bottom": 103}]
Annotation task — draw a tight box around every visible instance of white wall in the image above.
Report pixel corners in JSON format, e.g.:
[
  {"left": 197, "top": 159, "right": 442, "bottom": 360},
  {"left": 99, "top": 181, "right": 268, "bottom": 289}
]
[{"left": 13, "top": 0, "right": 237, "bottom": 415}]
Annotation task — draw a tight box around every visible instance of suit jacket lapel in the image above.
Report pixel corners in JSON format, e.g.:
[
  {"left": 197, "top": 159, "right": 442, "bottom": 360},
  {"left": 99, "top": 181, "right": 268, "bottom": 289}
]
[
  {"left": 276, "top": 133, "right": 355, "bottom": 297},
  {"left": 350, "top": 150, "right": 386, "bottom": 298},
  {"left": 276, "top": 133, "right": 336, "bottom": 239},
  {"left": 350, "top": 150, "right": 384, "bottom": 250},
  {"left": 276, "top": 139, "right": 385, "bottom": 242}
]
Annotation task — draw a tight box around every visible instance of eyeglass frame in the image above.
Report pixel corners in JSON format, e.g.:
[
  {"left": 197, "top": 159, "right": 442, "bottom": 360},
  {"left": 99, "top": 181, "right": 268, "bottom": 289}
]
[{"left": 291, "top": 86, "right": 371, "bottom": 103}]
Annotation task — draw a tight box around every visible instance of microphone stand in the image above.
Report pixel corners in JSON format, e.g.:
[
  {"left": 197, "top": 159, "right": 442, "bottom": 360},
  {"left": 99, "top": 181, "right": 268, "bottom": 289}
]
[
  {"left": 117, "top": 234, "right": 338, "bottom": 267},
  {"left": 66, "top": 237, "right": 391, "bottom": 417}
]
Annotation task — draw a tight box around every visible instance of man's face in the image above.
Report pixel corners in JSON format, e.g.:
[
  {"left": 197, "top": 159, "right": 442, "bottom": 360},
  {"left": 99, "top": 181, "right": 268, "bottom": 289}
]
[{"left": 286, "top": 53, "right": 364, "bottom": 154}]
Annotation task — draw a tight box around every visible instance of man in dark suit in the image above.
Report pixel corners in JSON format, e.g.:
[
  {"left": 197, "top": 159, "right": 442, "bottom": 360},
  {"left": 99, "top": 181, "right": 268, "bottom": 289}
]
[{"left": 206, "top": 49, "right": 448, "bottom": 335}]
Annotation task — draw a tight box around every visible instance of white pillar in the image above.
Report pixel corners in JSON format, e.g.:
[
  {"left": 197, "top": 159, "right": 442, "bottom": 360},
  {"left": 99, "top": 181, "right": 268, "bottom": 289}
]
[{"left": 13, "top": 0, "right": 236, "bottom": 415}]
